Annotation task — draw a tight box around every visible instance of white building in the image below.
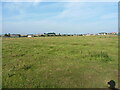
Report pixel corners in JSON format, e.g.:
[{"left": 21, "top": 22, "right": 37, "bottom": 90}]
[{"left": 27, "top": 34, "right": 34, "bottom": 37}]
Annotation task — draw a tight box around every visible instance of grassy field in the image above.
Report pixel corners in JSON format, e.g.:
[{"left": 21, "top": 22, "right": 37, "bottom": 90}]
[{"left": 2, "top": 35, "right": 118, "bottom": 88}]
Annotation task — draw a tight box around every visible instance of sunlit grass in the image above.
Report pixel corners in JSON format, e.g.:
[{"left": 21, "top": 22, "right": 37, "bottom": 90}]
[{"left": 2, "top": 35, "right": 118, "bottom": 88}]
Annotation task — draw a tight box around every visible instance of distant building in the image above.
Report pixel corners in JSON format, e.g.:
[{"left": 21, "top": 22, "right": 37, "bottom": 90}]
[
  {"left": 90, "top": 34, "right": 94, "bottom": 36},
  {"left": 21, "top": 35, "right": 27, "bottom": 37},
  {"left": 10, "top": 34, "right": 21, "bottom": 37},
  {"left": 98, "top": 32, "right": 107, "bottom": 35},
  {"left": 82, "top": 34, "right": 87, "bottom": 36},
  {"left": 111, "top": 32, "right": 117, "bottom": 35},
  {"left": 77, "top": 34, "right": 83, "bottom": 36},
  {"left": 44, "top": 32, "right": 56, "bottom": 36},
  {"left": 107, "top": 32, "right": 118, "bottom": 35},
  {"left": 86, "top": 33, "right": 90, "bottom": 36},
  {"left": 27, "top": 34, "right": 34, "bottom": 37}
]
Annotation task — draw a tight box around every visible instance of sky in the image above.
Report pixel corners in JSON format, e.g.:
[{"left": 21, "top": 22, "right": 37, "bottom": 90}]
[{"left": 1, "top": 2, "right": 118, "bottom": 34}]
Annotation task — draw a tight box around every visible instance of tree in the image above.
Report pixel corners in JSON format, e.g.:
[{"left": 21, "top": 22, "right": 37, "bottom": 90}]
[{"left": 8, "top": 33, "right": 10, "bottom": 37}]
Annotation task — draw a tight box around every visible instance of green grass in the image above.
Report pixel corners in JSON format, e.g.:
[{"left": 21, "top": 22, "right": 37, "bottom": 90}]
[{"left": 2, "top": 35, "right": 118, "bottom": 88}]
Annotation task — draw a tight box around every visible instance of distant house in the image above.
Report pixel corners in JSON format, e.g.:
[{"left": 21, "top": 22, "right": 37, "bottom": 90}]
[
  {"left": 44, "top": 32, "right": 56, "bottom": 36},
  {"left": 21, "top": 35, "right": 27, "bottom": 37},
  {"left": 111, "top": 32, "right": 117, "bottom": 35},
  {"left": 98, "top": 32, "right": 107, "bottom": 35},
  {"left": 86, "top": 33, "right": 90, "bottom": 36},
  {"left": 82, "top": 34, "right": 87, "bottom": 36},
  {"left": 27, "top": 34, "right": 34, "bottom": 37},
  {"left": 10, "top": 34, "right": 21, "bottom": 37}
]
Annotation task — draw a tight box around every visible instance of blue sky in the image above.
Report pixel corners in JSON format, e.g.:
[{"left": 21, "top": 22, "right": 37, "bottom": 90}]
[{"left": 1, "top": 2, "right": 118, "bottom": 34}]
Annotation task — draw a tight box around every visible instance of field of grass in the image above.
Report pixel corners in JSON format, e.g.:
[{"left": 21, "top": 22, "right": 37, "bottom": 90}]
[{"left": 2, "top": 35, "right": 118, "bottom": 88}]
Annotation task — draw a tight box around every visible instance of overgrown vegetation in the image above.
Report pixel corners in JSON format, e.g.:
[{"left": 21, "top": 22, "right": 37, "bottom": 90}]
[{"left": 2, "top": 35, "right": 118, "bottom": 88}]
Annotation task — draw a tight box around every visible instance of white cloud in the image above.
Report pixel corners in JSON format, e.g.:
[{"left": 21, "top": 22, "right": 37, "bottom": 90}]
[
  {"left": 55, "top": 2, "right": 83, "bottom": 18},
  {"left": 100, "top": 13, "right": 118, "bottom": 19},
  {"left": 3, "top": 2, "right": 43, "bottom": 21},
  {"left": 2, "top": 2, "right": 118, "bottom": 34},
  {"left": 50, "top": 2, "right": 112, "bottom": 22}
]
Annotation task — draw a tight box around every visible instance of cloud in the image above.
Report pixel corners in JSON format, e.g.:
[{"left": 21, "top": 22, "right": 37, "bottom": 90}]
[
  {"left": 1, "top": 0, "right": 119, "bottom": 2},
  {"left": 2, "top": 2, "right": 43, "bottom": 21},
  {"left": 3, "top": 18, "right": 117, "bottom": 34},
  {"left": 100, "top": 13, "right": 118, "bottom": 19},
  {"left": 55, "top": 2, "right": 83, "bottom": 18},
  {"left": 2, "top": 2, "right": 118, "bottom": 34},
  {"left": 32, "top": 0, "right": 42, "bottom": 6},
  {"left": 2, "top": 0, "right": 42, "bottom": 2},
  {"left": 3, "top": 2, "right": 117, "bottom": 22},
  {"left": 49, "top": 2, "right": 117, "bottom": 23}
]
